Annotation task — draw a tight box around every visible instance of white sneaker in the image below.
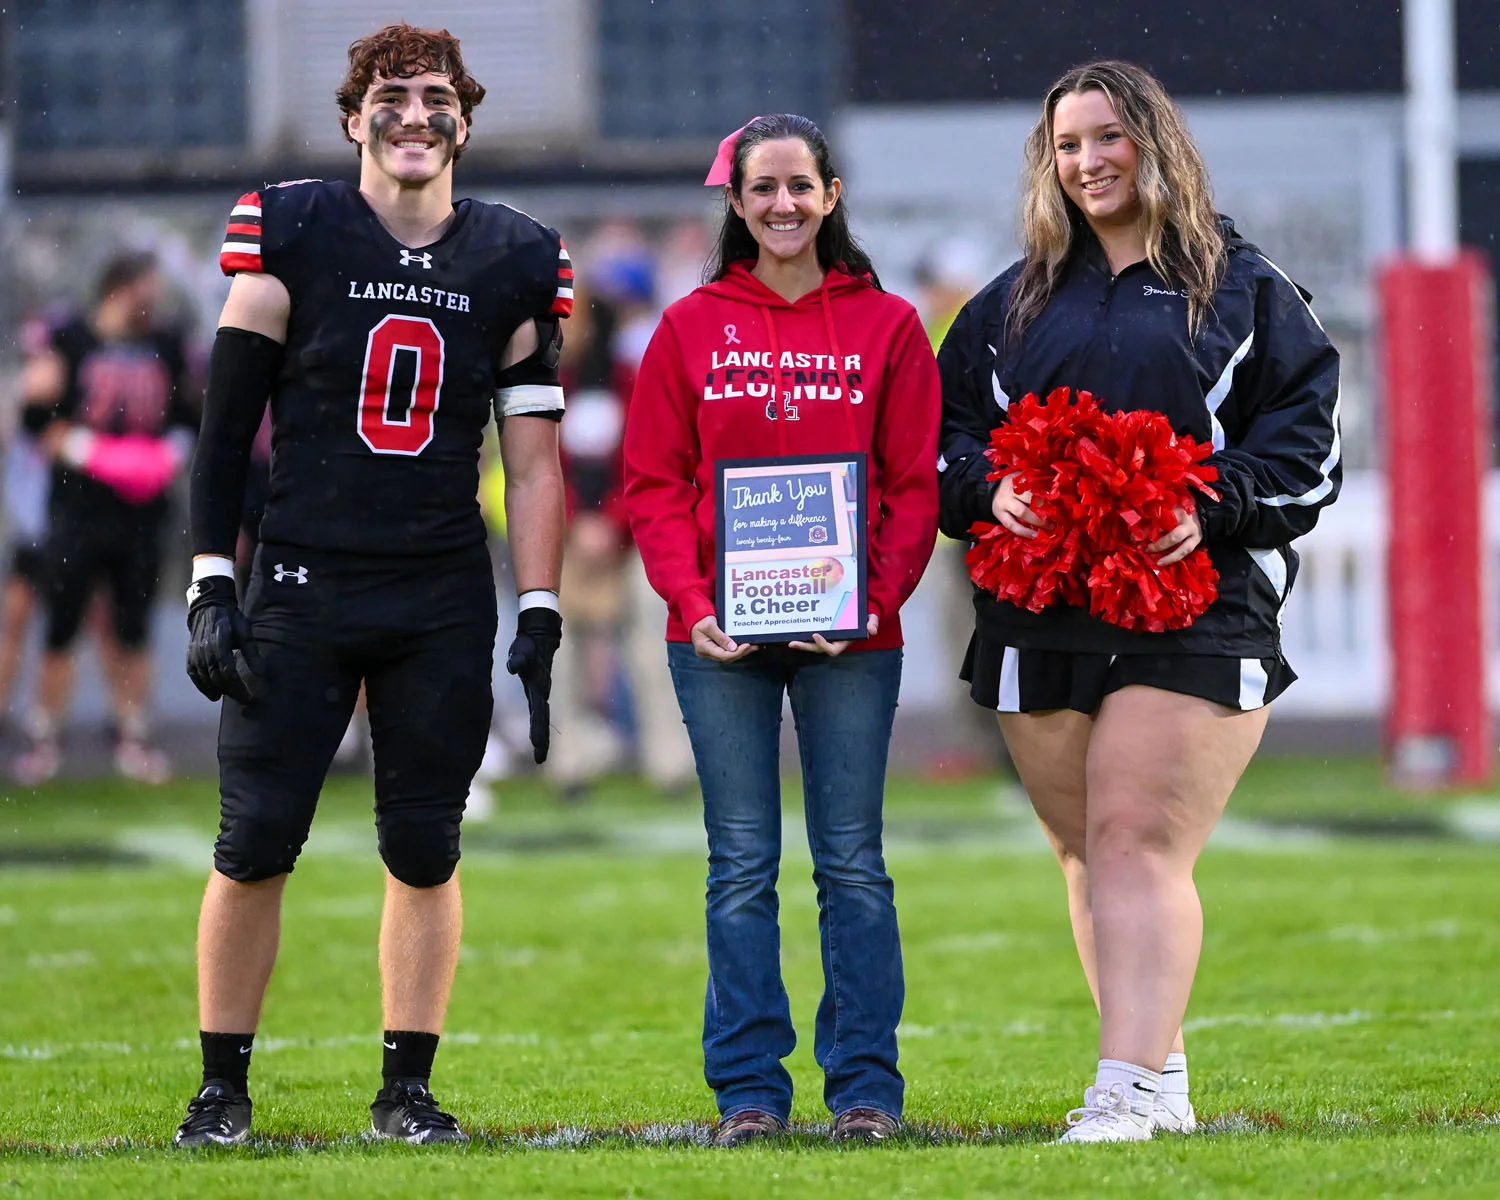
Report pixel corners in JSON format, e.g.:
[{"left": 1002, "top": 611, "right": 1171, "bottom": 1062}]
[
  {"left": 115, "top": 739, "right": 172, "bottom": 785},
  {"left": 1057, "top": 1084, "right": 1155, "bottom": 1143},
  {"left": 1152, "top": 1093, "right": 1197, "bottom": 1134},
  {"left": 12, "top": 736, "right": 60, "bottom": 786}
]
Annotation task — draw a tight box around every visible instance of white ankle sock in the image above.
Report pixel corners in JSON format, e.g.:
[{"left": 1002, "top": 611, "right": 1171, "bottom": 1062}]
[
  {"left": 1160, "top": 1052, "right": 1189, "bottom": 1097},
  {"left": 120, "top": 710, "right": 151, "bottom": 744},
  {"left": 1096, "top": 1058, "right": 1162, "bottom": 1105}
]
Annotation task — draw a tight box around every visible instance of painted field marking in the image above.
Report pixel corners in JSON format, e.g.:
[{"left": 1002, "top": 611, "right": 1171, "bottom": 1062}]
[
  {"left": 1184, "top": 1009, "right": 1371, "bottom": 1032},
  {"left": 1, "top": 1030, "right": 544, "bottom": 1062},
  {"left": 29, "top": 796, "right": 1500, "bottom": 877},
  {"left": 25, "top": 950, "right": 96, "bottom": 970}
]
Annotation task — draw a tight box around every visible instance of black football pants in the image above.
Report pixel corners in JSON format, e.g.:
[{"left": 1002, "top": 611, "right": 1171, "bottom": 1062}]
[{"left": 214, "top": 541, "right": 497, "bottom": 887}]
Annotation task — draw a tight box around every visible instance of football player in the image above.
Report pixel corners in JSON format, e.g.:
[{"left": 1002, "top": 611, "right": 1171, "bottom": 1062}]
[
  {"left": 18, "top": 254, "right": 195, "bottom": 785},
  {"left": 173, "top": 23, "right": 568, "bottom": 1147}
]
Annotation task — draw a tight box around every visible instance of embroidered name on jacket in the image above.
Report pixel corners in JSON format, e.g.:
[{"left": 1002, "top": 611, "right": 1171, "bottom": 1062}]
[
  {"left": 345, "top": 279, "right": 472, "bottom": 311},
  {"left": 703, "top": 350, "right": 863, "bottom": 403}
]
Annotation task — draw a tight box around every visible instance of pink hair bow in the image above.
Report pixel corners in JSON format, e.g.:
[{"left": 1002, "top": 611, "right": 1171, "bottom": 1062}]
[{"left": 704, "top": 117, "right": 760, "bottom": 187}]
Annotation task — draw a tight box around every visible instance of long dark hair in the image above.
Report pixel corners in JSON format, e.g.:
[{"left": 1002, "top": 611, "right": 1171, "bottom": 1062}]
[{"left": 704, "top": 113, "right": 881, "bottom": 289}]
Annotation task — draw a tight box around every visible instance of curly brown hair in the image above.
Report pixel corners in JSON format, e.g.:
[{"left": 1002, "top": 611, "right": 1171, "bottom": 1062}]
[{"left": 335, "top": 23, "right": 487, "bottom": 158}]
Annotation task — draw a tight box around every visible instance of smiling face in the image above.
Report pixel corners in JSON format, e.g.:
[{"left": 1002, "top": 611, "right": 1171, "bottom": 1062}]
[
  {"left": 729, "top": 138, "right": 841, "bottom": 270},
  {"left": 1052, "top": 87, "right": 1142, "bottom": 229},
  {"left": 346, "top": 71, "right": 467, "bottom": 187}
]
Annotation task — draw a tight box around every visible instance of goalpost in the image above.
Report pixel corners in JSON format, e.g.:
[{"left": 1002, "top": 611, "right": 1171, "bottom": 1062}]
[{"left": 1382, "top": 0, "right": 1495, "bottom": 786}]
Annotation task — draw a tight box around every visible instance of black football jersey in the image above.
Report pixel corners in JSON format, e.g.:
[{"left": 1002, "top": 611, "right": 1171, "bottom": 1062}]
[
  {"left": 219, "top": 179, "right": 572, "bottom": 556},
  {"left": 43, "top": 317, "right": 195, "bottom": 512}
]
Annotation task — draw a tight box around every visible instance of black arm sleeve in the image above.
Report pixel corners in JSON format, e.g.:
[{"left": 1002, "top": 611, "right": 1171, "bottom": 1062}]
[
  {"left": 936, "top": 302, "right": 1002, "bottom": 539},
  {"left": 189, "top": 327, "right": 284, "bottom": 556}
]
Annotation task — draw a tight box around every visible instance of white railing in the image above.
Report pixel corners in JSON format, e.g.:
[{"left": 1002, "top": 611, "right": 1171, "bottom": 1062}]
[
  {"left": 1278, "top": 469, "right": 1500, "bottom": 715},
  {"left": 1277, "top": 471, "right": 1387, "bottom": 714}
]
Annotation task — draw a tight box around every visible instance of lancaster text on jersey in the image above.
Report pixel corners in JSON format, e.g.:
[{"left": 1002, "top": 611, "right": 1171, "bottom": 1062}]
[{"left": 346, "top": 279, "right": 472, "bottom": 311}]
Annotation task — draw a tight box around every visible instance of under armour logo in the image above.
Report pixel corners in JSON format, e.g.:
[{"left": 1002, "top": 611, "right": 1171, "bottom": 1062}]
[
  {"left": 273, "top": 563, "right": 308, "bottom": 584},
  {"left": 399, "top": 250, "right": 433, "bottom": 269},
  {"left": 724, "top": 324, "right": 741, "bottom": 345}
]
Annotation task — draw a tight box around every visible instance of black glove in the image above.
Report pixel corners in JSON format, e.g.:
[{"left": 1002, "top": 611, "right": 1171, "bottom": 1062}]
[
  {"left": 186, "top": 575, "right": 266, "bottom": 705},
  {"left": 506, "top": 606, "right": 562, "bottom": 764}
]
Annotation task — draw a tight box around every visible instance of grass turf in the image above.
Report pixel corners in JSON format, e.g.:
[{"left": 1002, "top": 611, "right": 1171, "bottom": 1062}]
[{"left": 1, "top": 757, "right": 1498, "bottom": 1197}]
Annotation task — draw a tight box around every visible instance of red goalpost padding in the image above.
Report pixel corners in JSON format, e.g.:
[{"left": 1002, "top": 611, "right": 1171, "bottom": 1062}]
[{"left": 1380, "top": 252, "right": 1495, "bottom": 786}]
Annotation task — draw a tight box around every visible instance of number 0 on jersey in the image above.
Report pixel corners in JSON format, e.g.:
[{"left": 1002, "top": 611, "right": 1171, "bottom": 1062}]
[{"left": 358, "top": 315, "right": 445, "bottom": 456}]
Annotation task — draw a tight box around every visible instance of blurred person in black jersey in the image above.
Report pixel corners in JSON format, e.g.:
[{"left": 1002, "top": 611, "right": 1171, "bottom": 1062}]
[
  {"left": 172, "top": 23, "right": 568, "bottom": 1148},
  {"left": 17, "top": 253, "right": 197, "bottom": 785}
]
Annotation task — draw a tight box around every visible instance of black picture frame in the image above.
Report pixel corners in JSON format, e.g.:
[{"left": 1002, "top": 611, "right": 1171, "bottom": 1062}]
[{"left": 714, "top": 452, "right": 868, "bottom": 645}]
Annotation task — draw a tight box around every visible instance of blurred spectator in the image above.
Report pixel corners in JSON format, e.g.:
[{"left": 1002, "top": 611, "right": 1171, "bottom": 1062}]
[
  {"left": 546, "top": 275, "right": 632, "bottom": 797},
  {"left": 656, "top": 218, "right": 714, "bottom": 306},
  {"left": 914, "top": 236, "right": 1011, "bottom": 769},
  {"left": 546, "top": 234, "right": 696, "bottom": 799},
  {"left": 914, "top": 236, "right": 987, "bottom": 351},
  {"left": 603, "top": 248, "right": 697, "bottom": 796},
  {"left": 14, "top": 251, "right": 197, "bottom": 784}
]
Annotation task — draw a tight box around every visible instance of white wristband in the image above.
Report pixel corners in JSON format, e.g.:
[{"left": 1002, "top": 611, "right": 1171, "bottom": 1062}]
[
  {"left": 192, "top": 555, "right": 236, "bottom": 582},
  {"left": 60, "top": 427, "right": 95, "bottom": 468},
  {"left": 517, "top": 589, "right": 560, "bottom": 613},
  {"left": 186, "top": 555, "right": 236, "bottom": 603}
]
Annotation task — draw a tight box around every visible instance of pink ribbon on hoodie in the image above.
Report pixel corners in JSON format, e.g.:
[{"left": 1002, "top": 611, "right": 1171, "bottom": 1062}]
[{"left": 704, "top": 117, "right": 761, "bottom": 187}]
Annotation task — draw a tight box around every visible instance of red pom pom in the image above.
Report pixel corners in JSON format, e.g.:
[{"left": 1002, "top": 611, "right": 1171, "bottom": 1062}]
[
  {"left": 966, "top": 520, "right": 1089, "bottom": 613},
  {"left": 967, "top": 388, "right": 1107, "bottom": 612},
  {"left": 966, "top": 387, "right": 1221, "bottom": 631},
  {"left": 1085, "top": 545, "right": 1220, "bottom": 633}
]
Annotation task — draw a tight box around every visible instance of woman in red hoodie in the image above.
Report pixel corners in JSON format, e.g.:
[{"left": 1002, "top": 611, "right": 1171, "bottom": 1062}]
[{"left": 623, "top": 114, "right": 939, "bottom": 1146}]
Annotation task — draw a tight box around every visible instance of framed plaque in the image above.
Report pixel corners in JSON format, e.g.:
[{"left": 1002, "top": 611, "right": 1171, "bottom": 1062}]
[{"left": 714, "top": 453, "right": 868, "bottom": 645}]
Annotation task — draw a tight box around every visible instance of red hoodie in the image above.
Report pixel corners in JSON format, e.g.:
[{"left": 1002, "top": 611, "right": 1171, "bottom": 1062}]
[{"left": 623, "top": 262, "right": 940, "bottom": 650}]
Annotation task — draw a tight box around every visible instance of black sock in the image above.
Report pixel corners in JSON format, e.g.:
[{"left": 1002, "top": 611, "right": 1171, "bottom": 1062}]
[
  {"left": 382, "top": 1030, "right": 440, "bottom": 1087},
  {"left": 201, "top": 1031, "right": 254, "bottom": 1094}
]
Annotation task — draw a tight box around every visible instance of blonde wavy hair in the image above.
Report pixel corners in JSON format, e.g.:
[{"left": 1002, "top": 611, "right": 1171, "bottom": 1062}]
[{"left": 1007, "top": 60, "right": 1225, "bottom": 340}]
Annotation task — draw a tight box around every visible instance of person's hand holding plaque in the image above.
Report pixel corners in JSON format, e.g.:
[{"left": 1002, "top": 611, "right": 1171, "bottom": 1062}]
[
  {"left": 691, "top": 614, "right": 760, "bottom": 662},
  {"left": 788, "top": 612, "right": 879, "bottom": 657}
]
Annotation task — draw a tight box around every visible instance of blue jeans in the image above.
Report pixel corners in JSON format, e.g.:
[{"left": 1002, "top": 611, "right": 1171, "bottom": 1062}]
[{"left": 667, "top": 642, "right": 905, "bottom": 1122}]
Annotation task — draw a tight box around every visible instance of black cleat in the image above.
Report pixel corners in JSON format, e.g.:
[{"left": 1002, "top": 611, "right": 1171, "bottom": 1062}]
[
  {"left": 173, "top": 1080, "right": 252, "bottom": 1147},
  {"left": 370, "top": 1079, "right": 470, "bottom": 1144}
]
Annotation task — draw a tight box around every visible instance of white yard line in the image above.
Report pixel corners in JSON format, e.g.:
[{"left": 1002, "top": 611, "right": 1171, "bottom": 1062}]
[
  {"left": 1184, "top": 1009, "right": 1372, "bottom": 1032},
  {"left": 33, "top": 798, "right": 1500, "bottom": 878}
]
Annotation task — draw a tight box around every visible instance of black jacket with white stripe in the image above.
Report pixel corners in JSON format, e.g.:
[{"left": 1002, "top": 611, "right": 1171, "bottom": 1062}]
[{"left": 937, "top": 219, "right": 1341, "bottom": 659}]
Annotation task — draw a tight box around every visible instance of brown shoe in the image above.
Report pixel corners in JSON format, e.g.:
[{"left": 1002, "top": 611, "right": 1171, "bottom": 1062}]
[
  {"left": 714, "top": 1109, "right": 786, "bottom": 1147},
  {"left": 832, "top": 1107, "right": 901, "bottom": 1143}
]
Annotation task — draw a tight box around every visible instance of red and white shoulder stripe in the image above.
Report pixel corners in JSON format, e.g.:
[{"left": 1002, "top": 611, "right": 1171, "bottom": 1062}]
[
  {"left": 219, "top": 191, "right": 263, "bottom": 275},
  {"left": 551, "top": 240, "right": 574, "bottom": 317}
]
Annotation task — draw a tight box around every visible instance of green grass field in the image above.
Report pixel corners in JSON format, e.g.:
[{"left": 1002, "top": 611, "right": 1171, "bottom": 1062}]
[{"left": 2, "top": 758, "right": 1499, "bottom": 1197}]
